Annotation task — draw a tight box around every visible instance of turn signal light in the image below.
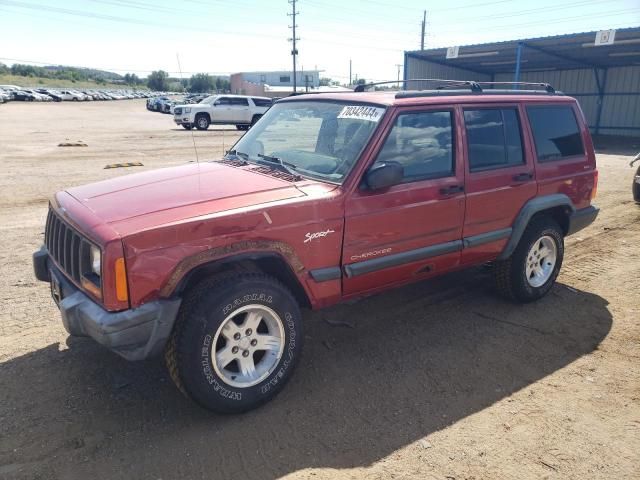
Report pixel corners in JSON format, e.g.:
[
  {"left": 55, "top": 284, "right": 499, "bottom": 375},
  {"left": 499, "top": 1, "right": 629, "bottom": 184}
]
[{"left": 114, "top": 257, "right": 129, "bottom": 302}]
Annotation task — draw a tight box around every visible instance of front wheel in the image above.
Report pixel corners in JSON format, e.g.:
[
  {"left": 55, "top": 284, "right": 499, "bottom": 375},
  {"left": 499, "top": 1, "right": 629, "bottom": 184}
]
[
  {"left": 632, "top": 165, "right": 640, "bottom": 204},
  {"left": 165, "top": 273, "right": 304, "bottom": 413},
  {"left": 494, "top": 216, "right": 564, "bottom": 303},
  {"left": 195, "top": 114, "right": 210, "bottom": 130},
  {"left": 182, "top": 124, "right": 192, "bottom": 130}
]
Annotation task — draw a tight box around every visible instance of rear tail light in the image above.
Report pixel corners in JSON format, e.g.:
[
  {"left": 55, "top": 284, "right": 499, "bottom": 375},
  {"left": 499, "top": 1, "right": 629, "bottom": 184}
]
[{"left": 591, "top": 169, "right": 598, "bottom": 201}]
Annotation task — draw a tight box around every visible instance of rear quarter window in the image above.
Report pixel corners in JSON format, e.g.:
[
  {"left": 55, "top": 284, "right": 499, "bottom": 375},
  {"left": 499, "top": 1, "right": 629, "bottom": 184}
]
[
  {"left": 252, "top": 98, "right": 273, "bottom": 107},
  {"left": 526, "top": 105, "right": 584, "bottom": 162}
]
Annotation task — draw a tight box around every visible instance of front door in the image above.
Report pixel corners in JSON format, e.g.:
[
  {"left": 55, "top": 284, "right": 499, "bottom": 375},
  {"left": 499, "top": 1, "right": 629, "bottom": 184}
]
[{"left": 342, "top": 107, "right": 466, "bottom": 296}]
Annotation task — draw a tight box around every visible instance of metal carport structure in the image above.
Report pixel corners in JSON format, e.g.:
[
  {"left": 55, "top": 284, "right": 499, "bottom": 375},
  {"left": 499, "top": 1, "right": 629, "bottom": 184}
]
[{"left": 404, "top": 27, "right": 640, "bottom": 137}]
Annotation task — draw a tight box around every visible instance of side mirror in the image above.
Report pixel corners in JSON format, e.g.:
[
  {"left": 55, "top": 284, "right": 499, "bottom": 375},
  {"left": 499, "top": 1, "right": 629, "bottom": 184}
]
[{"left": 362, "top": 162, "right": 404, "bottom": 191}]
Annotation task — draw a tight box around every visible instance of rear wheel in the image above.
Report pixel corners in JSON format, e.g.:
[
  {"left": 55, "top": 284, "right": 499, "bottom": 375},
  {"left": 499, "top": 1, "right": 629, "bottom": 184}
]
[
  {"left": 165, "top": 272, "right": 303, "bottom": 413},
  {"left": 494, "top": 216, "right": 564, "bottom": 303},
  {"left": 195, "top": 114, "right": 210, "bottom": 130},
  {"left": 251, "top": 114, "right": 262, "bottom": 126},
  {"left": 235, "top": 125, "right": 249, "bottom": 131}
]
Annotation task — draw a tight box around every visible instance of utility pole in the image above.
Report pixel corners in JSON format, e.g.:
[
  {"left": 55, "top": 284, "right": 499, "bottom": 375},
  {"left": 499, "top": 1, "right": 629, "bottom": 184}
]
[
  {"left": 395, "top": 64, "right": 402, "bottom": 88},
  {"left": 421, "top": 10, "right": 426, "bottom": 50},
  {"left": 349, "top": 59, "right": 352, "bottom": 86},
  {"left": 288, "top": 0, "right": 300, "bottom": 93}
]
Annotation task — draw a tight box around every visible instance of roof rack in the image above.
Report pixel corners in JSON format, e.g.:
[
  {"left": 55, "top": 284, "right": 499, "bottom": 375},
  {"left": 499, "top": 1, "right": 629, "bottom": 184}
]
[
  {"left": 477, "top": 81, "right": 555, "bottom": 93},
  {"left": 354, "top": 79, "right": 557, "bottom": 95},
  {"left": 354, "top": 78, "right": 482, "bottom": 93}
]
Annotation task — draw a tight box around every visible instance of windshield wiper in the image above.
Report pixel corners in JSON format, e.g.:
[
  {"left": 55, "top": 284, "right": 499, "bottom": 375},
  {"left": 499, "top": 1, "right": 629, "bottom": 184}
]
[
  {"left": 257, "top": 154, "right": 302, "bottom": 179},
  {"left": 224, "top": 150, "right": 250, "bottom": 163}
]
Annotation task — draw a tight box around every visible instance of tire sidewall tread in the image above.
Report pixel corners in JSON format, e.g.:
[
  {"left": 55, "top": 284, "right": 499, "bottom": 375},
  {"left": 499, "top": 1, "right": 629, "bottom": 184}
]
[{"left": 166, "top": 272, "right": 303, "bottom": 413}]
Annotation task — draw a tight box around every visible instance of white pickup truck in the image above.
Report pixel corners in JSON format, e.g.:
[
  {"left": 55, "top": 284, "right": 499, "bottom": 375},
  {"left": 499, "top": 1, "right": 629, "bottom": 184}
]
[{"left": 173, "top": 94, "right": 273, "bottom": 131}]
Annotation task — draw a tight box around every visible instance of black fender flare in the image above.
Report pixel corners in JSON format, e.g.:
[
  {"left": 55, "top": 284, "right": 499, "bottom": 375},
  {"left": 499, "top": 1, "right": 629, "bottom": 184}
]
[{"left": 497, "top": 194, "right": 575, "bottom": 260}]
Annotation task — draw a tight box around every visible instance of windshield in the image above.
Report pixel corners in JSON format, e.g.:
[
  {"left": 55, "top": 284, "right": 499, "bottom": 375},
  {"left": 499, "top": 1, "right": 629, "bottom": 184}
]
[
  {"left": 229, "top": 100, "right": 386, "bottom": 184},
  {"left": 202, "top": 95, "right": 217, "bottom": 104}
]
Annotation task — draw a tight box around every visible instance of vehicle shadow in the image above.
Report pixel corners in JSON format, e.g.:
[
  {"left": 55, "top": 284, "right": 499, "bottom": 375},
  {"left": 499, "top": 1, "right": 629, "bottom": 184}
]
[{"left": 0, "top": 268, "right": 612, "bottom": 479}]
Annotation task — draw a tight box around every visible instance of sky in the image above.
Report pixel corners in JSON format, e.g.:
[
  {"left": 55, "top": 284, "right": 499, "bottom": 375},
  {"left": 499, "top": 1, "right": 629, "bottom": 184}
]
[{"left": 0, "top": 0, "right": 638, "bottom": 83}]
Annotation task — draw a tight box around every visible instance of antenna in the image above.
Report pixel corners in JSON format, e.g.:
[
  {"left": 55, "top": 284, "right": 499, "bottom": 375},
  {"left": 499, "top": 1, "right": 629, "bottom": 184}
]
[{"left": 176, "top": 52, "right": 199, "bottom": 164}]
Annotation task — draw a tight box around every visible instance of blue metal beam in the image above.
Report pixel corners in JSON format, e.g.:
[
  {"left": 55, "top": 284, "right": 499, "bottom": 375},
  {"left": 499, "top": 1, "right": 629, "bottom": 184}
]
[{"left": 514, "top": 42, "right": 523, "bottom": 88}]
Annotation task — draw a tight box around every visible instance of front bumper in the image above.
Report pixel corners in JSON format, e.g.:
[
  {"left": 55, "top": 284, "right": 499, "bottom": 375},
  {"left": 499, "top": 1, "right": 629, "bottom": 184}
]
[
  {"left": 174, "top": 117, "right": 191, "bottom": 125},
  {"left": 33, "top": 247, "right": 181, "bottom": 361},
  {"left": 567, "top": 205, "right": 599, "bottom": 236}
]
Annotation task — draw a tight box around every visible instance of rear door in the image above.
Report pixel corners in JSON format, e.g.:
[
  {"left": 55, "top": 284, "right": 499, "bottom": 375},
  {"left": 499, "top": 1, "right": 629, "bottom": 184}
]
[
  {"left": 342, "top": 107, "right": 466, "bottom": 296},
  {"left": 460, "top": 103, "right": 537, "bottom": 265},
  {"left": 230, "top": 97, "right": 251, "bottom": 123}
]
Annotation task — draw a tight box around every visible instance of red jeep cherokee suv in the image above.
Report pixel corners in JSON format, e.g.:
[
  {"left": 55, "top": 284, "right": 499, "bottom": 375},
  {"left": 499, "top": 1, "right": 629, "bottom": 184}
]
[{"left": 33, "top": 81, "right": 599, "bottom": 413}]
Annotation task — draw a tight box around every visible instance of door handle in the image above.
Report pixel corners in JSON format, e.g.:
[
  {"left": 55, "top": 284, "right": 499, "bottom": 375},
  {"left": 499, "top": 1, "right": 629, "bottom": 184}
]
[
  {"left": 512, "top": 172, "right": 533, "bottom": 182},
  {"left": 439, "top": 185, "right": 464, "bottom": 195}
]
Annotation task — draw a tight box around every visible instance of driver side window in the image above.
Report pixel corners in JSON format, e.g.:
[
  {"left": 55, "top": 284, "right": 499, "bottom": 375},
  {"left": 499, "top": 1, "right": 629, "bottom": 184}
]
[{"left": 374, "top": 111, "right": 454, "bottom": 183}]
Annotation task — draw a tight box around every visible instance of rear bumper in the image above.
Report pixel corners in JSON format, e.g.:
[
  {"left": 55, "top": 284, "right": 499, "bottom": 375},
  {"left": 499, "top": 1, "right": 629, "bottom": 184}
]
[
  {"left": 567, "top": 205, "right": 599, "bottom": 236},
  {"left": 33, "top": 247, "right": 181, "bottom": 361}
]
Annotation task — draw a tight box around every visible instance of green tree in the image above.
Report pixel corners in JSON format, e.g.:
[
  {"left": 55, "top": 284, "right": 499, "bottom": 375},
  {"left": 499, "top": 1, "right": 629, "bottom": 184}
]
[
  {"left": 189, "top": 73, "right": 214, "bottom": 93},
  {"left": 147, "top": 70, "right": 169, "bottom": 91}
]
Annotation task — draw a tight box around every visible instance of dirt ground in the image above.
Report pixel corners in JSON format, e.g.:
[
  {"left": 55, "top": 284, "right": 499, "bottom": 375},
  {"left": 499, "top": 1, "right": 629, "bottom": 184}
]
[{"left": 0, "top": 100, "right": 639, "bottom": 480}]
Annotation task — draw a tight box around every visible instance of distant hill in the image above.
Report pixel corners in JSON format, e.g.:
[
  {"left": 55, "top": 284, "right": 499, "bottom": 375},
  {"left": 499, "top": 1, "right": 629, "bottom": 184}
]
[{"left": 43, "top": 65, "right": 123, "bottom": 81}]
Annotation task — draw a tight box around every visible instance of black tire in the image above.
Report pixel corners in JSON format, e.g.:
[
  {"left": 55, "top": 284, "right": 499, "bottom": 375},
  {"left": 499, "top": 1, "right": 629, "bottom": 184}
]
[
  {"left": 632, "top": 165, "right": 640, "bottom": 204},
  {"left": 182, "top": 124, "right": 193, "bottom": 130},
  {"left": 235, "top": 125, "right": 249, "bottom": 131},
  {"left": 494, "top": 216, "right": 564, "bottom": 303},
  {"left": 165, "top": 272, "right": 303, "bottom": 413},
  {"left": 195, "top": 114, "right": 210, "bottom": 130},
  {"left": 251, "top": 114, "right": 262, "bottom": 126}
]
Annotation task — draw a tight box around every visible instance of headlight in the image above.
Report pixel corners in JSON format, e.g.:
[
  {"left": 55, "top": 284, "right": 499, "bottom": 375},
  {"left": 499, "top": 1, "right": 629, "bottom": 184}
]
[
  {"left": 90, "top": 245, "right": 101, "bottom": 276},
  {"left": 185, "top": 107, "right": 191, "bottom": 113}
]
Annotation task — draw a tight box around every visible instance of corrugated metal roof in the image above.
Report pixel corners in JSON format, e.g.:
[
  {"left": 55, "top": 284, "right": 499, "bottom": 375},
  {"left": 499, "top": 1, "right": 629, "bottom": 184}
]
[{"left": 406, "top": 27, "right": 640, "bottom": 74}]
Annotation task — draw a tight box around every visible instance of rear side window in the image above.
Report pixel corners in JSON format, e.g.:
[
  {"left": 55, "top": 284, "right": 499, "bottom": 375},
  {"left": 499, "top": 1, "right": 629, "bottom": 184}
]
[
  {"left": 526, "top": 106, "right": 584, "bottom": 161},
  {"left": 464, "top": 108, "right": 524, "bottom": 172},
  {"left": 252, "top": 98, "right": 273, "bottom": 107},
  {"left": 216, "top": 97, "right": 231, "bottom": 105},
  {"left": 374, "top": 111, "right": 454, "bottom": 183},
  {"left": 231, "top": 97, "right": 249, "bottom": 106}
]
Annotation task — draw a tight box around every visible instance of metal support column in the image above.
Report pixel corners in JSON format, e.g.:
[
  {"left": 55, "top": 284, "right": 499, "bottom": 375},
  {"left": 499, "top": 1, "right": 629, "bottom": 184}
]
[
  {"left": 594, "top": 68, "right": 608, "bottom": 135},
  {"left": 513, "top": 41, "right": 523, "bottom": 88}
]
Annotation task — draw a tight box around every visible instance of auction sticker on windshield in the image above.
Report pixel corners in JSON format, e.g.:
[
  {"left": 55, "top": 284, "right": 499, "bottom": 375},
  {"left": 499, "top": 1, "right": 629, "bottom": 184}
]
[{"left": 337, "top": 106, "right": 385, "bottom": 122}]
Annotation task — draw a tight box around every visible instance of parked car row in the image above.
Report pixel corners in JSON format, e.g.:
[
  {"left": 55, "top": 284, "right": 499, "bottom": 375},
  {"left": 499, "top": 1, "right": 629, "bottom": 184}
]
[
  {"left": 0, "top": 84, "right": 161, "bottom": 103},
  {"left": 146, "top": 93, "right": 208, "bottom": 114}
]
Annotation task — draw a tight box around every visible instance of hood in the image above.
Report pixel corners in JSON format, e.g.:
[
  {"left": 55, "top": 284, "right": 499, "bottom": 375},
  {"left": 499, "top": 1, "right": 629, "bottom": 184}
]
[{"left": 66, "top": 161, "right": 306, "bottom": 235}]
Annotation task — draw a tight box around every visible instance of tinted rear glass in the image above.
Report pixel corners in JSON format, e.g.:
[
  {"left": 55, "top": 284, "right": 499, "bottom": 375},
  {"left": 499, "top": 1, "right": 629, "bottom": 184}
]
[
  {"left": 526, "top": 106, "right": 584, "bottom": 161},
  {"left": 464, "top": 108, "right": 524, "bottom": 171},
  {"left": 252, "top": 98, "right": 273, "bottom": 107}
]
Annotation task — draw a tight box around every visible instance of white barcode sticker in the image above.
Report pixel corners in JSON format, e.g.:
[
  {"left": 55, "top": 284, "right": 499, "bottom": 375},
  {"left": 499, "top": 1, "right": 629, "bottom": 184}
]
[{"left": 337, "top": 105, "right": 385, "bottom": 122}]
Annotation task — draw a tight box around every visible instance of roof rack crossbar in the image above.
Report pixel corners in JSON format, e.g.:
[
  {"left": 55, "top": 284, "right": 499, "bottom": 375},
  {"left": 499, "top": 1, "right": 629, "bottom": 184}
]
[
  {"left": 476, "top": 81, "right": 555, "bottom": 93},
  {"left": 354, "top": 78, "right": 483, "bottom": 93}
]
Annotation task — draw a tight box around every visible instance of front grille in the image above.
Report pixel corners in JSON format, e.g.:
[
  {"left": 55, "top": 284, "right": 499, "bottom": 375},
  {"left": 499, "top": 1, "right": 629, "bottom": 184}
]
[
  {"left": 44, "top": 207, "right": 92, "bottom": 285},
  {"left": 174, "top": 107, "right": 182, "bottom": 115}
]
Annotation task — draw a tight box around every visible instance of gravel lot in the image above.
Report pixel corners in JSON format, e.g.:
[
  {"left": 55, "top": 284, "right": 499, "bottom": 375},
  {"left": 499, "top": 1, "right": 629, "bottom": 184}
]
[{"left": 0, "top": 99, "right": 638, "bottom": 480}]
